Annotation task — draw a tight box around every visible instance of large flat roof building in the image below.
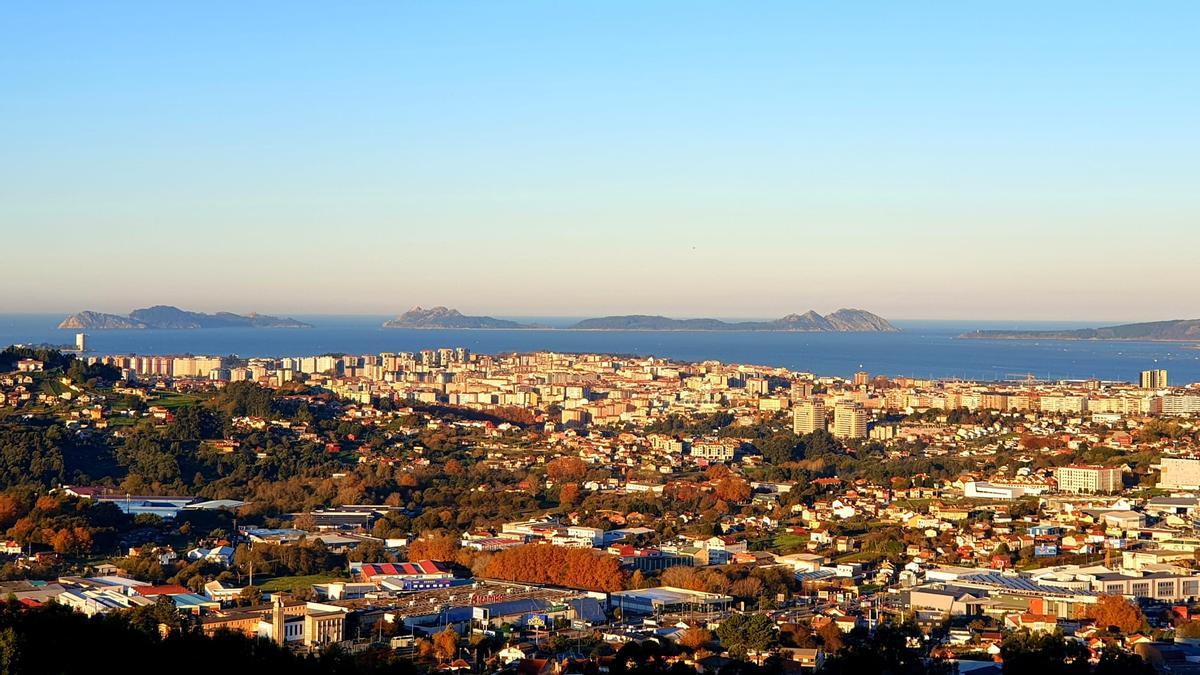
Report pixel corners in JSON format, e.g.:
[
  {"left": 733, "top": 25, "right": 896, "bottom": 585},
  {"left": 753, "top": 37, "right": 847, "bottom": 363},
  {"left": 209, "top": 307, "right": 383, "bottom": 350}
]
[{"left": 609, "top": 586, "right": 732, "bottom": 616}]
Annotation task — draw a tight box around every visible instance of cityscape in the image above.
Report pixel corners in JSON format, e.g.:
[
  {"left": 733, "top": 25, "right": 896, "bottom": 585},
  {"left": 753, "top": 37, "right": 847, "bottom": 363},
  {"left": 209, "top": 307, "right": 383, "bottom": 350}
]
[
  {"left": 4, "top": 2, "right": 1199, "bottom": 675},
  {"left": 2, "top": 336, "right": 1200, "bottom": 674}
]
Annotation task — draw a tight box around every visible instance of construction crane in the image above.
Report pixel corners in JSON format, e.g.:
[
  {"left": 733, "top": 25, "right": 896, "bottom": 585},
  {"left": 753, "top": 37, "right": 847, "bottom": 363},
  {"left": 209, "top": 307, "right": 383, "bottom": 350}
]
[{"left": 1005, "top": 372, "right": 1040, "bottom": 384}]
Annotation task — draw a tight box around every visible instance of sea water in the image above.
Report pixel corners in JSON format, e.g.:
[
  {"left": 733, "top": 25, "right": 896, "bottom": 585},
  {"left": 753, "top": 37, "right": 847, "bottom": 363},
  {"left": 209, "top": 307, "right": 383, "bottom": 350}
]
[{"left": 2, "top": 314, "right": 1197, "bottom": 383}]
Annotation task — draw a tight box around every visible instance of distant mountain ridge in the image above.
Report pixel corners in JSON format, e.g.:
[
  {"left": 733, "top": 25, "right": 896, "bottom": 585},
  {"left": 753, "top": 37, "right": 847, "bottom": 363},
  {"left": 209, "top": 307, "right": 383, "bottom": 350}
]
[
  {"left": 961, "top": 318, "right": 1200, "bottom": 341},
  {"left": 59, "top": 306, "right": 312, "bottom": 330},
  {"left": 382, "top": 307, "right": 898, "bottom": 332}
]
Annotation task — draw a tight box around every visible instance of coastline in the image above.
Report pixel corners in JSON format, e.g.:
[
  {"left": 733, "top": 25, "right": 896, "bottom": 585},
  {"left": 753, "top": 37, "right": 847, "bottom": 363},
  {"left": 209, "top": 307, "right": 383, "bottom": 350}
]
[
  {"left": 960, "top": 334, "right": 1200, "bottom": 343},
  {"left": 57, "top": 325, "right": 312, "bottom": 331}
]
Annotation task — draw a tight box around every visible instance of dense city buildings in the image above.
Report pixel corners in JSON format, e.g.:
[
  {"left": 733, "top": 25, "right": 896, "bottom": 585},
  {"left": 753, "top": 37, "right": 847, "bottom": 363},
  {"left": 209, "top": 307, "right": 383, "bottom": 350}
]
[{"left": 5, "top": 342, "right": 1200, "bottom": 673}]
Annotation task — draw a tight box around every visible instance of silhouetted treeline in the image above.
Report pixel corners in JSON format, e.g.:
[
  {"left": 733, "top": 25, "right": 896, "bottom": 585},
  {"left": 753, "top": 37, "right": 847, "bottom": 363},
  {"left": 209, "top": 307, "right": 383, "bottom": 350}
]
[{"left": 0, "top": 599, "right": 417, "bottom": 675}]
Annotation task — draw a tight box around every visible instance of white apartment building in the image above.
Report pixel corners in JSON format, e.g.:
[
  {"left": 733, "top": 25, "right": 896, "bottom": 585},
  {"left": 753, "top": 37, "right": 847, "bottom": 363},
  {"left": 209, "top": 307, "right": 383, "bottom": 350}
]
[
  {"left": 792, "top": 399, "right": 825, "bottom": 435},
  {"left": 1054, "top": 465, "right": 1121, "bottom": 494},
  {"left": 1161, "top": 395, "right": 1200, "bottom": 417},
  {"left": 1039, "top": 395, "right": 1087, "bottom": 414},
  {"left": 832, "top": 402, "right": 867, "bottom": 439}
]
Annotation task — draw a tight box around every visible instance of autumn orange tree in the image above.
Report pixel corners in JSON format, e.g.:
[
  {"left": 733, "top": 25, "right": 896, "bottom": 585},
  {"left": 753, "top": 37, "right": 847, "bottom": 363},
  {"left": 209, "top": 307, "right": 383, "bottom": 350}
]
[
  {"left": 558, "top": 483, "right": 581, "bottom": 508},
  {"left": 407, "top": 532, "right": 461, "bottom": 562},
  {"left": 415, "top": 637, "right": 436, "bottom": 661},
  {"left": 0, "top": 493, "right": 22, "bottom": 530},
  {"left": 705, "top": 464, "right": 732, "bottom": 481},
  {"left": 482, "top": 544, "right": 624, "bottom": 592},
  {"left": 713, "top": 476, "right": 751, "bottom": 503},
  {"left": 433, "top": 627, "right": 459, "bottom": 662},
  {"left": 1088, "top": 594, "right": 1147, "bottom": 634},
  {"left": 51, "top": 527, "right": 93, "bottom": 554},
  {"left": 679, "top": 626, "right": 713, "bottom": 651},
  {"left": 546, "top": 457, "right": 588, "bottom": 482},
  {"left": 626, "top": 569, "right": 650, "bottom": 590}
]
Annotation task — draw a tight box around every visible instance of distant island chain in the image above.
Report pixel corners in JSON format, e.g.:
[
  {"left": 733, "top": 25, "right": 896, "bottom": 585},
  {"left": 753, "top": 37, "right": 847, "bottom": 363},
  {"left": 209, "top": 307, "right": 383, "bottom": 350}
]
[
  {"left": 60, "top": 305, "right": 899, "bottom": 332},
  {"left": 59, "top": 306, "right": 311, "bottom": 330},
  {"left": 56, "top": 306, "right": 1200, "bottom": 346},
  {"left": 380, "top": 306, "right": 899, "bottom": 332}
]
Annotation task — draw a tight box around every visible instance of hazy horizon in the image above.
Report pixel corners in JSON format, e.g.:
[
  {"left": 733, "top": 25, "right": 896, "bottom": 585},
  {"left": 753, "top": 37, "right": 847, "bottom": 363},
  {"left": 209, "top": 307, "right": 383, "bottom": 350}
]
[{"left": 4, "top": 2, "right": 1197, "bottom": 320}]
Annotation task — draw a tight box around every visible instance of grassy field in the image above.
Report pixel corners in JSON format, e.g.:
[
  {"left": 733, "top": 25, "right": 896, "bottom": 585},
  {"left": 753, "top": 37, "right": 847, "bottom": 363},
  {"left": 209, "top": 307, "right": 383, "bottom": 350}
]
[
  {"left": 835, "top": 550, "right": 880, "bottom": 563},
  {"left": 38, "top": 378, "right": 68, "bottom": 397},
  {"left": 257, "top": 573, "right": 347, "bottom": 593},
  {"left": 153, "top": 391, "right": 205, "bottom": 409},
  {"left": 772, "top": 533, "right": 808, "bottom": 551}
]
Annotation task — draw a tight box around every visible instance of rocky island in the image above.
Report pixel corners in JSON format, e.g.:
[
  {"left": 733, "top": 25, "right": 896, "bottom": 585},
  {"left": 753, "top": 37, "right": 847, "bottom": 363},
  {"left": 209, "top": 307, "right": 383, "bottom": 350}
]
[
  {"left": 569, "top": 308, "right": 898, "bottom": 332},
  {"left": 382, "top": 307, "right": 540, "bottom": 329},
  {"left": 961, "top": 318, "right": 1200, "bottom": 341},
  {"left": 58, "top": 305, "right": 312, "bottom": 330}
]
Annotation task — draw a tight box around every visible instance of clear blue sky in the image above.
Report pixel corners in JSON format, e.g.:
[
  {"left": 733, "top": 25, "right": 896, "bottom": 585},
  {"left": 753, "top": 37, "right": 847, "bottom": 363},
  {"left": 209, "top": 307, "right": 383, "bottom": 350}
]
[{"left": 2, "top": 2, "right": 1197, "bottom": 320}]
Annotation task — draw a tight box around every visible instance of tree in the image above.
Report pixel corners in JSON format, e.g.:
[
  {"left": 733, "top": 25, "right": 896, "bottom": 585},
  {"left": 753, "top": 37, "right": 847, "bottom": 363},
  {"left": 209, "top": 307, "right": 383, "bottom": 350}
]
[
  {"left": 546, "top": 457, "right": 588, "bottom": 483},
  {"left": 679, "top": 627, "right": 713, "bottom": 651},
  {"left": 816, "top": 622, "right": 844, "bottom": 653},
  {"left": 482, "top": 544, "right": 625, "bottom": 592},
  {"left": 238, "top": 586, "right": 262, "bottom": 606},
  {"left": 730, "top": 577, "right": 765, "bottom": 600},
  {"left": 758, "top": 433, "right": 803, "bottom": 465},
  {"left": 292, "top": 513, "right": 317, "bottom": 531},
  {"left": 1000, "top": 631, "right": 1089, "bottom": 675},
  {"left": 433, "top": 627, "right": 459, "bottom": 662},
  {"left": 0, "top": 495, "right": 21, "bottom": 531},
  {"left": 50, "top": 528, "right": 92, "bottom": 555},
  {"left": 705, "top": 464, "right": 732, "bottom": 481},
  {"left": 415, "top": 638, "right": 436, "bottom": 661},
  {"left": 713, "top": 476, "right": 751, "bottom": 503},
  {"left": 0, "top": 627, "right": 19, "bottom": 674},
  {"left": 1094, "top": 649, "right": 1157, "bottom": 675},
  {"left": 661, "top": 566, "right": 705, "bottom": 591},
  {"left": 348, "top": 539, "right": 389, "bottom": 563},
  {"left": 626, "top": 569, "right": 650, "bottom": 590},
  {"left": 167, "top": 405, "right": 223, "bottom": 440},
  {"left": 714, "top": 613, "right": 775, "bottom": 657},
  {"left": 1088, "top": 594, "right": 1146, "bottom": 634},
  {"left": 407, "top": 533, "right": 461, "bottom": 562},
  {"left": 558, "top": 483, "right": 581, "bottom": 509}
]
